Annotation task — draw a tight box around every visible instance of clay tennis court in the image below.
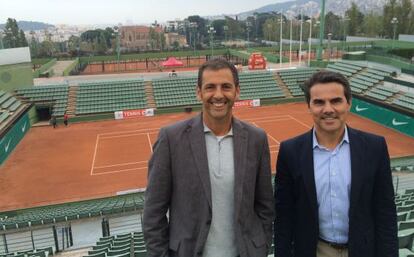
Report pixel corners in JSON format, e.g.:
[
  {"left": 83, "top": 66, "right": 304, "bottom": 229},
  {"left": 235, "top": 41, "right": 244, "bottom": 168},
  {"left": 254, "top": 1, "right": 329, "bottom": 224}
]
[
  {"left": 81, "top": 57, "right": 207, "bottom": 74},
  {"left": 1, "top": 102, "right": 414, "bottom": 211}
]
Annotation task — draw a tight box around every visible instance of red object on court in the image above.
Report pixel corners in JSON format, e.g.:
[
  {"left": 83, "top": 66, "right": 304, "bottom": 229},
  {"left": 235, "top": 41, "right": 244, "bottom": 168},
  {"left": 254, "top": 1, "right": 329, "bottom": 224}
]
[
  {"left": 162, "top": 57, "right": 184, "bottom": 67},
  {"left": 248, "top": 53, "right": 267, "bottom": 70}
]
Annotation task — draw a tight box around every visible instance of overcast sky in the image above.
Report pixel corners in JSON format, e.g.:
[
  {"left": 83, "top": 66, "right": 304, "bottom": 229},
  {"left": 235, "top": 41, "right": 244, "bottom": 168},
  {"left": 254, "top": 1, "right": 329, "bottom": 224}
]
[{"left": 1, "top": 0, "right": 283, "bottom": 25}]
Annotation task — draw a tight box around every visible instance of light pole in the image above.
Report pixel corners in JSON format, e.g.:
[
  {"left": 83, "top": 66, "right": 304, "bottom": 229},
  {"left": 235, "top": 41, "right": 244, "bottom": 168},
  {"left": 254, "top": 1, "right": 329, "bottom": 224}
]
[
  {"left": 114, "top": 25, "right": 121, "bottom": 72},
  {"left": 391, "top": 17, "right": 398, "bottom": 49},
  {"left": 306, "top": 19, "right": 312, "bottom": 66},
  {"left": 189, "top": 22, "right": 197, "bottom": 55},
  {"left": 327, "top": 32, "right": 332, "bottom": 62},
  {"left": 279, "top": 12, "right": 283, "bottom": 68},
  {"left": 223, "top": 25, "right": 228, "bottom": 42},
  {"left": 342, "top": 16, "right": 350, "bottom": 52},
  {"left": 246, "top": 21, "right": 251, "bottom": 47},
  {"left": 317, "top": 0, "right": 326, "bottom": 61},
  {"left": 299, "top": 11, "right": 303, "bottom": 65},
  {"left": 0, "top": 31, "right": 4, "bottom": 49},
  {"left": 289, "top": 18, "right": 292, "bottom": 67},
  {"left": 208, "top": 26, "right": 216, "bottom": 56}
]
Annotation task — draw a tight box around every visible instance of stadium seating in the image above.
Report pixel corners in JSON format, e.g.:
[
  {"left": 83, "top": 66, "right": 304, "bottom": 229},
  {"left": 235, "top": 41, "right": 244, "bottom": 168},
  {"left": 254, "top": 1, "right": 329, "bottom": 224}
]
[
  {"left": 238, "top": 71, "right": 285, "bottom": 99},
  {"left": 393, "top": 92, "right": 414, "bottom": 111},
  {"left": 84, "top": 232, "right": 146, "bottom": 257},
  {"left": 0, "top": 247, "right": 54, "bottom": 257},
  {"left": 397, "top": 189, "right": 414, "bottom": 256},
  {"left": 0, "top": 193, "right": 144, "bottom": 231},
  {"left": 76, "top": 79, "right": 147, "bottom": 114},
  {"left": 15, "top": 84, "right": 69, "bottom": 116},
  {"left": 152, "top": 76, "right": 199, "bottom": 108},
  {"left": 278, "top": 68, "right": 319, "bottom": 97}
]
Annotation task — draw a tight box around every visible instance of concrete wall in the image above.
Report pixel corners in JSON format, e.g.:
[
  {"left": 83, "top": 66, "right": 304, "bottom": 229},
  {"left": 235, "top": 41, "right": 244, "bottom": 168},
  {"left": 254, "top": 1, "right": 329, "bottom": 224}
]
[
  {"left": 71, "top": 217, "right": 102, "bottom": 249},
  {"left": 109, "top": 213, "right": 142, "bottom": 236}
]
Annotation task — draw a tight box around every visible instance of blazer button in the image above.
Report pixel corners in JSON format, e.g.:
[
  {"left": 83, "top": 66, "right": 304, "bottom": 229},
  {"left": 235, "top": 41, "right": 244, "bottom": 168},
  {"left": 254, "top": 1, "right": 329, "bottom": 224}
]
[
  {"left": 197, "top": 250, "right": 203, "bottom": 255},
  {"left": 206, "top": 220, "right": 211, "bottom": 225}
]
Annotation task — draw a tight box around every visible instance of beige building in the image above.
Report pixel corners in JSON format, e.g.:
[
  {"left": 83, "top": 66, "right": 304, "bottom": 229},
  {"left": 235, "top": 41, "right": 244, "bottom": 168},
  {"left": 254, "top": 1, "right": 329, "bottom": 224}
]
[
  {"left": 120, "top": 26, "right": 164, "bottom": 50},
  {"left": 165, "top": 33, "right": 187, "bottom": 48}
]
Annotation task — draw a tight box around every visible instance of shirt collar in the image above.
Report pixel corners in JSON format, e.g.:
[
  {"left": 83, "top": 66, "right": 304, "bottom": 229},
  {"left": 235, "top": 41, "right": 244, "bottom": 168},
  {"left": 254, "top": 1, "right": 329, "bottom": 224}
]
[
  {"left": 312, "top": 126, "right": 349, "bottom": 149},
  {"left": 203, "top": 123, "right": 233, "bottom": 137}
]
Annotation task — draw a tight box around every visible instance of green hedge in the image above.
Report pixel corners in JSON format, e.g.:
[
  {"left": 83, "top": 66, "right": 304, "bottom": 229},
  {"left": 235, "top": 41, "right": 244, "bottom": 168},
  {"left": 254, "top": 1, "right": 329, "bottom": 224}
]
[
  {"left": 63, "top": 58, "right": 79, "bottom": 76},
  {"left": 33, "top": 58, "right": 57, "bottom": 78}
]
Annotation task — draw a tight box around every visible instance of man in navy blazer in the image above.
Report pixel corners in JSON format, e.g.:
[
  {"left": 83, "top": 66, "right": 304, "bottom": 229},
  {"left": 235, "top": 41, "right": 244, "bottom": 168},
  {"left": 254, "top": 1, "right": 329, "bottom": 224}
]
[{"left": 274, "top": 70, "right": 398, "bottom": 257}]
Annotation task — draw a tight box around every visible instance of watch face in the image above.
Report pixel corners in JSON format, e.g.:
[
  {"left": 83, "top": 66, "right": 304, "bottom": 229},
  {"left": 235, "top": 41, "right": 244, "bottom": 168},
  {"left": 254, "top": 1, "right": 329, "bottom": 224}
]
[{"left": 1, "top": 71, "right": 12, "bottom": 83}]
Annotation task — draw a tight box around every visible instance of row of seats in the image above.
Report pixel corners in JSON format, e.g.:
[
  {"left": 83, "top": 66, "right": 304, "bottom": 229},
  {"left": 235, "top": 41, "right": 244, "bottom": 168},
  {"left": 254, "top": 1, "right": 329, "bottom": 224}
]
[
  {"left": 278, "top": 68, "right": 319, "bottom": 97},
  {"left": 85, "top": 232, "right": 145, "bottom": 257},
  {"left": 397, "top": 190, "right": 414, "bottom": 256},
  {"left": 393, "top": 92, "right": 414, "bottom": 111},
  {"left": 15, "top": 85, "right": 69, "bottom": 116},
  {"left": 0, "top": 194, "right": 144, "bottom": 231},
  {"left": 76, "top": 80, "right": 147, "bottom": 115},
  {"left": 0, "top": 247, "right": 53, "bottom": 257},
  {"left": 0, "top": 91, "right": 24, "bottom": 126}
]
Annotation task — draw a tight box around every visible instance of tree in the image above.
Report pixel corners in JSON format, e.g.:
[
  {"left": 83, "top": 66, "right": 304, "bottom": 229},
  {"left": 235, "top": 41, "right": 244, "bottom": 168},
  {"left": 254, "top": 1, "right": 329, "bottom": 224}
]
[
  {"left": 18, "top": 29, "right": 28, "bottom": 47},
  {"left": 325, "top": 12, "right": 341, "bottom": 40},
  {"left": 383, "top": 0, "right": 398, "bottom": 38},
  {"left": 363, "top": 12, "right": 382, "bottom": 37},
  {"left": 345, "top": 3, "right": 364, "bottom": 36},
  {"left": 2, "top": 18, "right": 28, "bottom": 48},
  {"left": 29, "top": 31, "right": 38, "bottom": 58},
  {"left": 397, "top": 0, "right": 412, "bottom": 34}
]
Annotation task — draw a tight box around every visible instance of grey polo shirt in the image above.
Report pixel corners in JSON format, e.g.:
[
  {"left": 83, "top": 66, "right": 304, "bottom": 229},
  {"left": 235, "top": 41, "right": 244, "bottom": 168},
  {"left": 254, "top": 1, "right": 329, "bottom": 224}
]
[{"left": 202, "top": 124, "right": 238, "bottom": 257}]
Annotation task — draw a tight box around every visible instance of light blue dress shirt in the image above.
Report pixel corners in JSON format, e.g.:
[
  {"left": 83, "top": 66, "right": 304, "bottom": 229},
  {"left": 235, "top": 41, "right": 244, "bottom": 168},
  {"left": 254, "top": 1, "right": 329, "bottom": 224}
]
[{"left": 313, "top": 127, "right": 351, "bottom": 244}]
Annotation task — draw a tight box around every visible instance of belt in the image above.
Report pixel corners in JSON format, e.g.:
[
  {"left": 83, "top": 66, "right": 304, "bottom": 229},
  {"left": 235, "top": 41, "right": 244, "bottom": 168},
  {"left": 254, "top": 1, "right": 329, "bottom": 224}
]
[{"left": 319, "top": 238, "right": 348, "bottom": 250}]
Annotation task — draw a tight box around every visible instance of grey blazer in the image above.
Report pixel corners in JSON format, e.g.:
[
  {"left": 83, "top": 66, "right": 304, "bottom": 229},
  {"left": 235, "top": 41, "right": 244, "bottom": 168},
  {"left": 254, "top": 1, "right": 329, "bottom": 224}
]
[{"left": 143, "top": 113, "right": 274, "bottom": 257}]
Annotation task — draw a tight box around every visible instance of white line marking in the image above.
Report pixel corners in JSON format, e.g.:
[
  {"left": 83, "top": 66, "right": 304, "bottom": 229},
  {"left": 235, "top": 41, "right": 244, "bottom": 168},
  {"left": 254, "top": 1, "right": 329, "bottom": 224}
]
[
  {"left": 98, "top": 127, "right": 160, "bottom": 136},
  {"left": 244, "top": 115, "right": 291, "bottom": 122},
  {"left": 267, "top": 134, "right": 280, "bottom": 144},
  {"left": 287, "top": 115, "right": 312, "bottom": 129},
  {"left": 90, "top": 135, "right": 100, "bottom": 175},
  {"left": 147, "top": 133, "right": 153, "bottom": 153},
  {"left": 94, "top": 160, "right": 148, "bottom": 169},
  {"left": 100, "top": 132, "right": 158, "bottom": 140},
  {"left": 91, "top": 167, "right": 147, "bottom": 176}
]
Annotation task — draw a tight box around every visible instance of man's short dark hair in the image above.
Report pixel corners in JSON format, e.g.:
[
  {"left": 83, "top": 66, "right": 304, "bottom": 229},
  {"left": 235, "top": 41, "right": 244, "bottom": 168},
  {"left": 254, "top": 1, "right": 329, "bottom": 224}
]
[
  {"left": 197, "top": 58, "right": 239, "bottom": 88},
  {"left": 304, "top": 70, "right": 352, "bottom": 105}
]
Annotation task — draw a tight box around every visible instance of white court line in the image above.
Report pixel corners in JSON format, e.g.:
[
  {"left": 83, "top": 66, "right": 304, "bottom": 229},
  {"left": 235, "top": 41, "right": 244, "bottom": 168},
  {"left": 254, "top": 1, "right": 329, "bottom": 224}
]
[
  {"left": 267, "top": 134, "right": 280, "bottom": 144},
  {"left": 94, "top": 160, "right": 148, "bottom": 169},
  {"left": 244, "top": 115, "right": 291, "bottom": 122},
  {"left": 100, "top": 131, "right": 158, "bottom": 140},
  {"left": 252, "top": 118, "right": 292, "bottom": 124},
  {"left": 90, "top": 135, "right": 100, "bottom": 176},
  {"left": 287, "top": 115, "right": 312, "bottom": 129},
  {"left": 98, "top": 127, "right": 160, "bottom": 136},
  {"left": 147, "top": 133, "right": 153, "bottom": 153},
  {"left": 252, "top": 122, "right": 281, "bottom": 145},
  {"left": 91, "top": 166, "right": 147, "bottom": 176}
]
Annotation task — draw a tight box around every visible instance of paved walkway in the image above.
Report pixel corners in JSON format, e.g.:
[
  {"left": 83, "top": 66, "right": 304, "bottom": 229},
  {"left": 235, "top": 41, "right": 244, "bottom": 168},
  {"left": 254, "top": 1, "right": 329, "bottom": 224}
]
[{"left": 48, "top": 60, "right": 76, "bottom": 77}]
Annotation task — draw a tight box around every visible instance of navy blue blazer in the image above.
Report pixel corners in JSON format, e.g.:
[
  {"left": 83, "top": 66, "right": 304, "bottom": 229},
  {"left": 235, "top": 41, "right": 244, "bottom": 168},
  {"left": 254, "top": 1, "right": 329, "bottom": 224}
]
[{"left": 274, "top": 127, "right": 398, "bottom": 257}]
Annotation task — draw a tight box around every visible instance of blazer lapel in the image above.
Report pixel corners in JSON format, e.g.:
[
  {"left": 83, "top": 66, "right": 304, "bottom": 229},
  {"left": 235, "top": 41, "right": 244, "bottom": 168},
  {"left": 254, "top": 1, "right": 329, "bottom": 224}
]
[
  {"left": 301, "top": 129, "right": 318, "bottom": 219},
  {"left": 232, "top": 118, "right": 248, "bottom": 217},
  {"left": 348, "top": 127, "right": 364, "bottom": 218},
  {"left": 188, "top": 114, "right": 212, "bottom": 209}
]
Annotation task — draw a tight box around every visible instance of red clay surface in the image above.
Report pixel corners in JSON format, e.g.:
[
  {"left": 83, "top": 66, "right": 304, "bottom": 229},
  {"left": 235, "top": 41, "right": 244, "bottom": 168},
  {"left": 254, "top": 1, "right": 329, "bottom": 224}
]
[
  {"left": 81, "top": 57, "right": 207, "bottom": 75},
  {"left": 1, "top": 102, "right": 414, "bottom": 211}
]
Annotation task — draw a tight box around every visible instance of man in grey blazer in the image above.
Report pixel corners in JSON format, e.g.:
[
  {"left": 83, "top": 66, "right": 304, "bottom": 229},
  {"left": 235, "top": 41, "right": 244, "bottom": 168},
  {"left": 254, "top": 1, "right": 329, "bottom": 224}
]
[{"left": 143, "top": 59, "right": 274, "bottom": 257}]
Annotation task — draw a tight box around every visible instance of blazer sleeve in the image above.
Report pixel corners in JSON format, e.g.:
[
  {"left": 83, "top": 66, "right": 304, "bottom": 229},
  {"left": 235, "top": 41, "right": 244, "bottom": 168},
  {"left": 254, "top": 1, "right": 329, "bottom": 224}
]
[
  {"left": 374, "top": 137, "right": 398, "bottom": 257},
  {"left": 274, "top": 142, "right": 294, "bottom": 257},
  {"left": 143, "top": 128, "right": 172, "bottom": 257},
  {"left": 255, "top": 133, "right": 275, "bottom": 251}
]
